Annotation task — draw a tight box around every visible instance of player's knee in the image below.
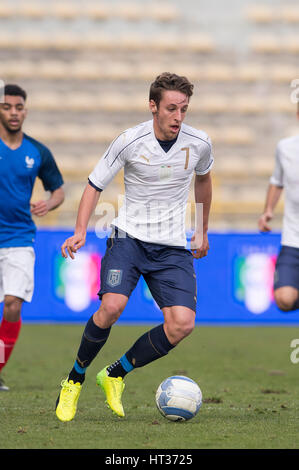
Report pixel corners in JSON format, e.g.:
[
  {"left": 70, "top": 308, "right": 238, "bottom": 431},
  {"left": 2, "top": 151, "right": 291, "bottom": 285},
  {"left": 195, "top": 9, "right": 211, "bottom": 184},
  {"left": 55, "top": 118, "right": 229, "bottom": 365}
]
[
  {"left": 274, "top": 291, "right": 295, "bottom": 312},
  {"left": 4, "top": 296, "right": 22, "bottom": 321},
  {"left": 96, "top": 297, "right": 125, "bottom": 325},
  {"left": 168, "top": 316, "right": 195, "bottom": 343}
]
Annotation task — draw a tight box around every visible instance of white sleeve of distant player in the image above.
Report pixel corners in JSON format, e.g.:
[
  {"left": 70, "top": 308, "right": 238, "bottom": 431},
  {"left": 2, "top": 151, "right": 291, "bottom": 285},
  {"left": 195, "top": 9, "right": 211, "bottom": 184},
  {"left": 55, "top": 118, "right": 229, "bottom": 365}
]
[
  {"left": 88, "top": 134, "right": 126, "bottom": 191},
  {"left": 269, "top": 144, "right": 284, "bottom": 187},
  {"left": 195, "top": 137, "right": 214, "bottom": 175}
]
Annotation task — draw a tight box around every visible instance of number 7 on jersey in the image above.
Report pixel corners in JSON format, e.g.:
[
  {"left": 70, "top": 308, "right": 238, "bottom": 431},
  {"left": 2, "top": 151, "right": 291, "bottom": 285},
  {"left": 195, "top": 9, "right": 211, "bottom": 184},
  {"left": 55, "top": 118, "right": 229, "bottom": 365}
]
[{"left": 182, "top": 147, "right": 190, "bottom": 170}]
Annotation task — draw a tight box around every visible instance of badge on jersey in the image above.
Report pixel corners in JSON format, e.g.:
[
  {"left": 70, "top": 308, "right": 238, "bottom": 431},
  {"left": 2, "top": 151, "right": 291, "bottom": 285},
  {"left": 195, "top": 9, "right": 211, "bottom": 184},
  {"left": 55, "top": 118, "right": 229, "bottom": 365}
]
[
  {"left": 25, "top": 156, "right": 35, "bottom": 169},
  {"left": 159, "top": 165, "right": 172, "bottom": 181},
  {"left": 107, "top": 269, "right": 123, "bottom": 287}
]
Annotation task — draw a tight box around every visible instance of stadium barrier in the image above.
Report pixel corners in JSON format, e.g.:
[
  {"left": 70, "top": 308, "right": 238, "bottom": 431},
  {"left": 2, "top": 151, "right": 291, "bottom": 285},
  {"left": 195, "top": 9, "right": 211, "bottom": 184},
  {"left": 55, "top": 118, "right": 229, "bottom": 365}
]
[{"left": 20, "top": 229, "right": 299, "bottom": 325}]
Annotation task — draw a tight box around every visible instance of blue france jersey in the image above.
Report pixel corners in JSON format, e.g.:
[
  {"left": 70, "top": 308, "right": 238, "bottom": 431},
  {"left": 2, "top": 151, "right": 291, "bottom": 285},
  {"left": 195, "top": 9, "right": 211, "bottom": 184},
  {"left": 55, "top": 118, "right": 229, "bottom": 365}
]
[{"left": 0, "top": 133, "right": 63, "bottom": 248}]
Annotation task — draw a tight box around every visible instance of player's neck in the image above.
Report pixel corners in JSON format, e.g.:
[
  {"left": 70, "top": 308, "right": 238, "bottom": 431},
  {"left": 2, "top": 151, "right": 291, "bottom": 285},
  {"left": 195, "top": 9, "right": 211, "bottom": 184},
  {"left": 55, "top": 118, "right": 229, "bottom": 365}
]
[{"left": 0, "top": 126, "right": 23, "bottom": 150}]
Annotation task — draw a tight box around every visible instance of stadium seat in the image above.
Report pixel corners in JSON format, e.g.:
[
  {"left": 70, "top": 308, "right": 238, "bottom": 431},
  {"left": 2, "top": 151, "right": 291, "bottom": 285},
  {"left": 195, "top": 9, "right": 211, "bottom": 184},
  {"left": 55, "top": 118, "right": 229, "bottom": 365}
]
[
  {"left": 17, "top": 2, "right": 46, "bottom": 19},
  {"left": 218, "top": 127, "right": 255, "bottom": 145},
  {"left": 4, "top": 60, "right": 296, "bottom": 84},
  {"left": 26, "top": 92, "right": 274, "bottom": 114},
  {"left": 2, "top": 61, "right": 36, "bottom": 78},
  {"left": 0, "top": 32, "right": 17, "bottom": 48},
  {"left": 267, "top": 97, "right": 294, "bottom": 113},
  {"left": 15, "top": 32, "right": 49, "bottom": 49},
  {"left": 59, "top": 156, "right": 99, "bottom": 180},
  {"left": 182, "top": 34, "right": 215, "bottom": 52},
  {"left": 281, "top": 6, "right": 299, "bottom": 23},
  {"left": 29, "top": 93, "right": 61, "bottom": 111},
  {"left": 27, "top": 124, "right": 120, "bottom": 144},
  {"left": 100, "top": 62, "right": 133, "bottom": 80},
  {"left": 0, "top": 29, "right": 215, "bottom": 53},
  {"left": 85, "top": 3, "right": 110, "bottom": 20},
  {"left": 187, "top": 126, "right": 255, "bottom": 145},
  {"left": 215, "top": 156, "right": 274, "bottom": 178},
  {"left": 193, "top": 96, "right": 229, "bottom": 113},
  {"left": 236, "top": 64, "right": 265, "bottom": 82},
  {"left": 193, "top": 95, "right": 262, "bottom": 115},
  {"left": 270, "top": 65, "right": 298, "bottom": 83},
  {"left": 48, "top": 33, "right": 80, "bottom": 50},
  {"left": 0, "top": 3, "right": 14, "bottom": 17},
  {"left": 284, "top": 37, "right": 299, "bottom": 53},
  {"left": 50, "top": 2, "right": 81, "bottom": 19},
  {"left": 83, "top": 33, "right": 117, "bottom": 50},
  {"left": 245, "top": 5, "right": 274, "bottom": 23},
  {"left": 112, "top": 2, "right": 144, "bottom": 21},
  {"left": 201, "top": 64, "right": 232, "bottom": 81},
  {"left": 250, "top": 35, "right": 281, "bottom": 53},
  {"left": 232, "top": 96, "right": 263, "bottom": 114},
  {"left": 147, "top": 3, "right": 180, "bottom": 22},
  {"left": 38, "top": 61, "right": 69, "bottom": 79}
]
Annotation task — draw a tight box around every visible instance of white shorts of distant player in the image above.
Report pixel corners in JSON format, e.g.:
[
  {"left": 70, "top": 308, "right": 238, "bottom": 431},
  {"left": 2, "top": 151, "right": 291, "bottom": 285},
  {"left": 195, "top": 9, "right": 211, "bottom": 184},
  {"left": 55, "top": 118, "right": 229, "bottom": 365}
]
[{"left": 0, "top": 247, "right": 35, "bottom": 303}]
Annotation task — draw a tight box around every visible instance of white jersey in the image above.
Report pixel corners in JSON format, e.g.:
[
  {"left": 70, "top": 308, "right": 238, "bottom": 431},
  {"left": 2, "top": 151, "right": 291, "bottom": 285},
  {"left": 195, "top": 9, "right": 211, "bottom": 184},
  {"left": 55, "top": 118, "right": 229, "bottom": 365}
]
[
  {"left": 270, "top": 135, "right": 299, "bottom": 248},
  {"left": 89, "top": 119, "right": 213, "bottom": 247}
]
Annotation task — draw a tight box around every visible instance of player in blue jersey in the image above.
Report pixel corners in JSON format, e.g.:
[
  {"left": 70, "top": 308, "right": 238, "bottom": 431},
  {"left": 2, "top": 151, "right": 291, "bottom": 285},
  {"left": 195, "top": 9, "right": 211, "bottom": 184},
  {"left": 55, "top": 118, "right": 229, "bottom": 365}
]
[
  {"left": 0, "top": 84, "right": 64, "bottom": 390},
  {"left": 55, "top": 72, "right": 213, "bottom": 421}
]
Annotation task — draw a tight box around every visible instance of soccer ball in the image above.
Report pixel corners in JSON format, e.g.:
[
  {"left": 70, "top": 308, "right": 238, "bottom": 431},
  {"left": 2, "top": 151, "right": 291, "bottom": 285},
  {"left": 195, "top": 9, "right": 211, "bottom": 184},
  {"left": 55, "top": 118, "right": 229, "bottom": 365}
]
[{"left": 155, "top": 375, "right": 202, "bottom": 421}]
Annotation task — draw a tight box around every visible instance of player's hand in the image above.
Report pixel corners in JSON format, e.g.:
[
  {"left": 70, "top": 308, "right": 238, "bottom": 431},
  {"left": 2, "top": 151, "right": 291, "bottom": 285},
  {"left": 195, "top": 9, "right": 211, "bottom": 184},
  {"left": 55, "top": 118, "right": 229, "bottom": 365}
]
[
  {"left": 61, "top": 232, "right": 86, "bottom": 259},
  {"left": 30, "top": 200, "right": 50, "bottom": 217},
  {"left": 258, "top": 211, "right": 273, "bottom": 232},
  {"left": 190, "top": 232, "right": 209, "bottom": 259}
]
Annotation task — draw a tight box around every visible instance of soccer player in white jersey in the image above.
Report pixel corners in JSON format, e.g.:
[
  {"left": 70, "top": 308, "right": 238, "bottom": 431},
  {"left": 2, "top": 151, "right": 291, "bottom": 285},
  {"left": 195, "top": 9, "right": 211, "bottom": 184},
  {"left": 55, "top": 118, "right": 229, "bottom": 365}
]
[
  {"left": 258, "top": 102, "right": 299, "bottom": 313},
  {"left": 55, "top": 73, "right": 213, "bottom": 422}
]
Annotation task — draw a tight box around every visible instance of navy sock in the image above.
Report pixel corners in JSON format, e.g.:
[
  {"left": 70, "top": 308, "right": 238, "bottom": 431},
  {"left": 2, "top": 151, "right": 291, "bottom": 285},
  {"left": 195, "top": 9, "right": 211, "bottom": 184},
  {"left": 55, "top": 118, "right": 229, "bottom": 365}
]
[
  {"left": 107, "top": 324, "right": 175, "bottom": 378},
  {"left": 68, "top": 315, "right": 111, "bottom": 384},
  {"left": 107, "top": 360, "right": 127, "bottom": 378}
]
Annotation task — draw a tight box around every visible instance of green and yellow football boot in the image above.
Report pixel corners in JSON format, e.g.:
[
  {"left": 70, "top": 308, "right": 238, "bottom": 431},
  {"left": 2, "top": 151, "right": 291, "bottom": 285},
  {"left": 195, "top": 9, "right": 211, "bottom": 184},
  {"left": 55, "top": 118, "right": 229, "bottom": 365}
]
[{"left": 96, "top": 366, "right": 125, "bottom": 418}]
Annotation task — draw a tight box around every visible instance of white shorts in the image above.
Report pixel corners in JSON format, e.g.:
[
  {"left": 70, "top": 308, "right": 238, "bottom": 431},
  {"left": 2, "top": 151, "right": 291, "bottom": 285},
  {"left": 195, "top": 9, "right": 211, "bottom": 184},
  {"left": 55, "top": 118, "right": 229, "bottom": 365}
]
[{"left": 0, "top": 247, "right": 35, "bottom": 303}]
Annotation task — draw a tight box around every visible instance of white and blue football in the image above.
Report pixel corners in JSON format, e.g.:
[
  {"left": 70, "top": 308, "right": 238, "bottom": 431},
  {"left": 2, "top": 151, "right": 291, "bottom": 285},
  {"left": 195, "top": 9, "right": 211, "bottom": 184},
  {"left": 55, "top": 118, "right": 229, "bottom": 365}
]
[{"left": 155, "top": 375, "right": 202, "bottom": 421}]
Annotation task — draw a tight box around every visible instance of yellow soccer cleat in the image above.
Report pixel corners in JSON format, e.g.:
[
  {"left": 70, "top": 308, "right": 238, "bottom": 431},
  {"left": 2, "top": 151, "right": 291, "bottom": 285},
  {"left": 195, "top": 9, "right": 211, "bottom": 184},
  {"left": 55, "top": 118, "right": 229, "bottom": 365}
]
[
  {"left": 55, "top": 379, "right": 82, "bottom": 422},
  {"left": 96, "top": 366, "right": 125, "bottom": 418}
]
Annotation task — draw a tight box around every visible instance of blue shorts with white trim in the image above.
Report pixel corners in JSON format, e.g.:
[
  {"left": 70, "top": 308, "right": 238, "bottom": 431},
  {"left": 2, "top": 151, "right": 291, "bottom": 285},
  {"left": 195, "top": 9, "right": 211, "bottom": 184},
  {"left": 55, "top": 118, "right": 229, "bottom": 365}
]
[{"left": 98, "top": 228, "right": 197, "bottom": 312}]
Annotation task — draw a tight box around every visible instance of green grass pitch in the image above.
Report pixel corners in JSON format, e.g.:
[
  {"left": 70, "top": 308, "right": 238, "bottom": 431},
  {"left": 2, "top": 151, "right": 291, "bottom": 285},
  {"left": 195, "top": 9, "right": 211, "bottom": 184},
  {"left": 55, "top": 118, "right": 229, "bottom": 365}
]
[{"left": 0, "top": 324, "right": 298, "bottom": 449}]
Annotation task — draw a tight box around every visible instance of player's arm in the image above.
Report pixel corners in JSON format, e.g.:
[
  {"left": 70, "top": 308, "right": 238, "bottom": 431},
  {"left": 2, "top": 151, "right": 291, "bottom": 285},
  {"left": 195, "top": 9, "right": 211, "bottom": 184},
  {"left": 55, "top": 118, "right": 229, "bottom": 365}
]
[
  {"left": 61, "top": 183, "right": 101, "bottom": 259},
  {"left": 258, "top": 183, "right": 283, "bottom": 232},
  {"left": 258, "top": 142, "right": 284, "bottom": 232},
  {"left": 191, "top": 171, "right": 212, "bottom": 259},
  {"left": 31, "top": 186, "right": 65, "bottom": 217}
]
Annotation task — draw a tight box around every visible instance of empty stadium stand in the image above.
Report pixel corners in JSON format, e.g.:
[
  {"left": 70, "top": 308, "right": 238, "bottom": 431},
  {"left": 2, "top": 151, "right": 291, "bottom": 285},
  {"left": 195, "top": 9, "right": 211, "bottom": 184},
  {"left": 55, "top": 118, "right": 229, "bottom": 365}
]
[{"left": 1, "top": 0, "right": 297, "bottom": 230}]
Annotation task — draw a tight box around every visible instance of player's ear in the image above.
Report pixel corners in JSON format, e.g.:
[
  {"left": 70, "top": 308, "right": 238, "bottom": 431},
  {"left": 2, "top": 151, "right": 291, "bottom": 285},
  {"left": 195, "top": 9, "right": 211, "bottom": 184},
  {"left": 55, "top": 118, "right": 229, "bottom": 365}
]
[
  {"left": 149, "top": 99, "right": 158, "bottom": 114},
  {"left": 24, "top": 107, "right": 28, "bottom": 118}
]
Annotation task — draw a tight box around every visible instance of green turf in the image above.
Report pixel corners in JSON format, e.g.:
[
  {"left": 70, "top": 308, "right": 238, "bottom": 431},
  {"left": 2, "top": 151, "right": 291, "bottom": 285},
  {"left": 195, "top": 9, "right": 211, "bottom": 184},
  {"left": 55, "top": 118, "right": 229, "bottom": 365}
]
[{"left": 0, "top": 324, "right": 298, "bottom": 449}]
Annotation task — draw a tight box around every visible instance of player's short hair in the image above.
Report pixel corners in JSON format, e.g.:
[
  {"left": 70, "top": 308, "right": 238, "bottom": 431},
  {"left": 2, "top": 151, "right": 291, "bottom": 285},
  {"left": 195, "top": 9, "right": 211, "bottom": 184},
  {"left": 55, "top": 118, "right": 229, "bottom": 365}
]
[
  {"left": 149, "top": 72, "right": 194, "bottom": 107},
  {"left": 4, "top": 84, "right": 27, "bottom": 101}
]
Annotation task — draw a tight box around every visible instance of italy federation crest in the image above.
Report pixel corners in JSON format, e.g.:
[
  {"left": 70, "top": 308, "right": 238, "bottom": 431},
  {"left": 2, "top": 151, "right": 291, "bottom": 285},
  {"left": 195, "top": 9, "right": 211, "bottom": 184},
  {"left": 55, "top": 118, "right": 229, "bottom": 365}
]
[{"left": 107, "top": 269, "right": 123, "bottom": 287}]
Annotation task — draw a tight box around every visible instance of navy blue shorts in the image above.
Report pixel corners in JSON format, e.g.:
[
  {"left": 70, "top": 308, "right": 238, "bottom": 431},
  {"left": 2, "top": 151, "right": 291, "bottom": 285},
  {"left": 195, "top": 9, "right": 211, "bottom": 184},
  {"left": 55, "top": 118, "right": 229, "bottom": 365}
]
[
  {"left": 274, "top": 245, "right": 299, "bottom": 290},
  {"left": 98, "top": 229, "right": 197, "bottom": 312}
]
